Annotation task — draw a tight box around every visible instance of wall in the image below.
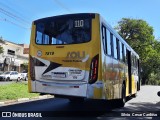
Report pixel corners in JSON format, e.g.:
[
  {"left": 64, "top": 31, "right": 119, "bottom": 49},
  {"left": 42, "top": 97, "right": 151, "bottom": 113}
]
[{"left": 0, "top": 40, "right": 29, "bottom": 73}]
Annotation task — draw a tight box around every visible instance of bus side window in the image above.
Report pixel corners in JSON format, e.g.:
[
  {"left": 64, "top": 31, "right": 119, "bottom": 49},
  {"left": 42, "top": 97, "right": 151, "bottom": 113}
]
[
  {"left": 134, "top": 56, "right": 137, "bottom": 68},
  {"left": 113, "top": 35, "right": 117, "bottom": 59},
  {"left": 110, "top": 33, "right": 114, "bottom": 57},
  {"left": 133, "top": 55, "right": 136, "bottom": 67},
  {"left": 52, "top": 37, "right": 56, "bottom": 44},
  {"left": 126, "top": 49, "right": 128, "bottom": 64},
  {"left": 122, "top": 43, "right": 125, "bottom": 62},
  {"left": 133, "top": 55, "right": 135, "bottom": 67},
  {"left": 101, "top": 24, "right": 107, "bottom": 54},
  {"left": 36, "top": 31, "right": 43, "bottom": 44},
  {"left": 43, "top": 34, "right": 49, "bottom": 44},
  {"left": 135, "top": 57, "right": 138, "bottom": 68},
  {"left": 124, "top": 46, "right": 127, "bottom": 64},
  {"left": 116, "top": 38, "right": 120, "bottom": 60},
  {"left": 131, "top": 54, "right": 135, "bottom": 67},
  {"left": 119, "top": 41, "right": 123, "bottom": 61},
  {"left": 107, "top": 29, "right": 111, "bottom": 55}
]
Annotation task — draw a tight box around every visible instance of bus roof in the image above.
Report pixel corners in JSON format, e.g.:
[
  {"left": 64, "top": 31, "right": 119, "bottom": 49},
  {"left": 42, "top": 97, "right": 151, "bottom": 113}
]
[
  {"left": 33, "top": 13, "right": 139, "bottom": 59},
  {"left": 33, "top": 13, "right": 96, "bottom": 23}
]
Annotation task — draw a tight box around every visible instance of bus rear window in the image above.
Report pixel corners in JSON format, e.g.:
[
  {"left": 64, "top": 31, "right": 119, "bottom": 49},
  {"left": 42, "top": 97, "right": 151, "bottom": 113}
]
[{"left": 35, "top": 18, "right": 91, "bottom": 45}]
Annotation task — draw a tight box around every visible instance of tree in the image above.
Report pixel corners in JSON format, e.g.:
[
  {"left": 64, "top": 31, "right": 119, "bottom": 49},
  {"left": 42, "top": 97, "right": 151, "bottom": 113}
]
[
  {"left": 0, "top": 36, "right": 4, "bottom": 54},
  {"left": 115, "top": 18, "right": 160, "bottom": 85},
  {"left": 21, "top": 63, "right": 28, "bottom": 72},
  {"left": 0, "top": 46, "right": 3, "bottom": 54}
]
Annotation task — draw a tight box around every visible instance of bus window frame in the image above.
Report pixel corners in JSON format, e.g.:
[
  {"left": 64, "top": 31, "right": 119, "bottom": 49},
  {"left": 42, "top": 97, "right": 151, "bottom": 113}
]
[
  {"left": 34, "top": 17, "right": 93, "bottom": 45},
  {"left": 101, "top": 24, "right": 107, "bottom": 54}
]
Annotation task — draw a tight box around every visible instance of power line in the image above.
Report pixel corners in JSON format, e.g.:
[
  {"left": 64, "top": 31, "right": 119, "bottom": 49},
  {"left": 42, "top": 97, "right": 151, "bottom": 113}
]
[
  {"left": 0, "top": 8, "right": 31, "bottom": 29},
  {"left": 5, "top": 19, "right": 31, "bottom": 30},
  {"left": 0, "top": 1, "right": 31, "bottom": 23},
  {"left": 0, "top": 17, "right": 31, "bottom": 30},
  {"left": 0, "top": 7, "right": 30, "bottom": 25},
  {"left": 54, "top": 0, "right": 72, "bottom": 13},
  {"left": 0, "top": 1, "right": 31, "bottom": 44},
  {"left": 0, "top": 0, "right": 32, "bottom": 24}
]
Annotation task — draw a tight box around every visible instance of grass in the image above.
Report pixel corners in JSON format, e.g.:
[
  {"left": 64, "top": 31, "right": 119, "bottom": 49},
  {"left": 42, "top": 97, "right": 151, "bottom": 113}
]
[{"left": 0, "top": 82, "right": 39, "bottom": 101}]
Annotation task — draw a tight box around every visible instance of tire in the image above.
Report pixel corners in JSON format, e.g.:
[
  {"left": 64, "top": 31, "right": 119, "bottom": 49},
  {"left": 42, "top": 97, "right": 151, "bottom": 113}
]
[
  {"left": 40, "top": 93, "right": 46, "bottom": 95},
  {"left": 69, "top": 97, "right": 84, "bottom": 103},
  {"left": 25, "top": 77, "right": 27, "bottom": 81},
  {"left": 6, "top": 77, "right": 10, "bottom": 81},
  {"left": 137, "top": 82, "right": 140, "bottom": 91},
  {"left": 132, "top": 93, "right": 137, "bottom": 98},
  {"left": 17, "top": 77, "right": 20, "bottom": 82},
  {"left": 110, "top": 84, "right": 126, "bottom": 108},
  {"left": 118, "top": 84, "right": 126, "bottom": 107}
]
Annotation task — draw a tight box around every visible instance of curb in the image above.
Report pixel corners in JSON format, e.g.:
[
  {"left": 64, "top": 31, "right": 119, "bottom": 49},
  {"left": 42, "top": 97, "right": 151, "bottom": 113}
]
[{"left": 0, "top": 95, "right": 54, "bottom": 106}]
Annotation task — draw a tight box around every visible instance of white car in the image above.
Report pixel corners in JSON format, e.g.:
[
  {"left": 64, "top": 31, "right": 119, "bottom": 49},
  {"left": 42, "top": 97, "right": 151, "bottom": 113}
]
[
  {"left": 20, "top": 72, "right": 28, "bottom": 81},
  {"left": 0, "top": 71, "right": 23, "bottom": 81}
]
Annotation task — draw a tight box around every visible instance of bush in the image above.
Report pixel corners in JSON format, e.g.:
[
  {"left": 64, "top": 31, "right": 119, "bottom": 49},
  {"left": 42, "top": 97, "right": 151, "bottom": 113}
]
[{"left": 147, "top": 73, "right": 160, "bottom": 85}]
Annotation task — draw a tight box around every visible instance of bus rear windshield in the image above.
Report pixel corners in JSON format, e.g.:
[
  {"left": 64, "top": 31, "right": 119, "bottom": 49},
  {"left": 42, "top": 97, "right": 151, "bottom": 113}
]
[{"left": 35, "top": 17, "right": 91, "bottom": 45}]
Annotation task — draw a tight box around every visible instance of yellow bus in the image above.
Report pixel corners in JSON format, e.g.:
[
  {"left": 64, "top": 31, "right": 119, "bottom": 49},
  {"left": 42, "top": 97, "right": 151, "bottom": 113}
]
[{"left": 28, "top": 13, "right": 140, "bottom": 107}]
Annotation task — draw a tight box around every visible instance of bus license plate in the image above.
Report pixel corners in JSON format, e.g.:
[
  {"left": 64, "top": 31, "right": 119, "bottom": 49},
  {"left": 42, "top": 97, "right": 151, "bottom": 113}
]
[{"left": 51, "top": 72, "right": 66, "bottom": 78}]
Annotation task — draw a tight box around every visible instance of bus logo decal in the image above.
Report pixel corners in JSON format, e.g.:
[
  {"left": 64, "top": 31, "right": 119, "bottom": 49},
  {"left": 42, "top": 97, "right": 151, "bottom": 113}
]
[
  {"left": 66, "top": 51, "right": 86, "bottom": 59},
  {"left": 37, "top": 50, "right": 42, "bottom": 57}
]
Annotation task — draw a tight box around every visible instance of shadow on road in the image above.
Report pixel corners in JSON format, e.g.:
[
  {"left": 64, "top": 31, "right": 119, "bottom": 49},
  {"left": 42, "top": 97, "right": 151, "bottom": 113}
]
[
  {"left": 0, "top": 98, "right": 125, "bottom": 116},
  {"left": 41, "top": 98, "right": 121, "bottom": 117},
  {"left": 0, "top": 97, "right": 160, "bottom": 119}
]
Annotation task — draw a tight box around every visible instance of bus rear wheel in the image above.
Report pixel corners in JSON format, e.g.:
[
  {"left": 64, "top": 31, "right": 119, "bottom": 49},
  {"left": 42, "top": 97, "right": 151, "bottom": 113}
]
[
  {"left": 118, "top": 84, "right": 126, "bottom": 107},
  {"left": 69, "top": 97, "right": 84, "bottom": 103}
]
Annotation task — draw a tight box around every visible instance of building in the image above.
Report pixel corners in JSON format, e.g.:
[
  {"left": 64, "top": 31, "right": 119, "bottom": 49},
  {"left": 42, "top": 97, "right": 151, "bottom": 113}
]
[{"left": 0, "top": 39, "right": 29, "bottom": 73}]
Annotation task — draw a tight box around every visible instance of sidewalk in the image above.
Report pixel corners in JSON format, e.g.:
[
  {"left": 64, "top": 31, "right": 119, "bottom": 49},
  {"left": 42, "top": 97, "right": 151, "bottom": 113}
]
[{"left": 0, "top": 95, "right": 54, "bottom": 106}]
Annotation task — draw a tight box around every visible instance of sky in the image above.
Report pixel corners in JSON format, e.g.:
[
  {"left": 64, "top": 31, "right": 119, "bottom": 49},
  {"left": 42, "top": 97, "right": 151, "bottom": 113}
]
[{"left": 0, "top": 0, "right": 159, "bottom": 44}]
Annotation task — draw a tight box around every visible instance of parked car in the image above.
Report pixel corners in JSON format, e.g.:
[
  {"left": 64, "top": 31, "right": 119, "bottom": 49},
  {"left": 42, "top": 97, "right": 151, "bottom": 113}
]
[
  {"left": 20, "top": 72, "right": 28, "bottom": 81},
  {"left": 0, "top": 71, "right": 23, "bottom": 81}
]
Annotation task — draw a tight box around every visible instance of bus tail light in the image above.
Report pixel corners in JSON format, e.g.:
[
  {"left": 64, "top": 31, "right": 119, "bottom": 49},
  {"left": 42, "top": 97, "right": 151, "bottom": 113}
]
[
  {"left": 29, "top": 55, "right": 35, "bottom": 80},
  {"left": 89, "top": 55, "right": 99, "bottom": 84}
]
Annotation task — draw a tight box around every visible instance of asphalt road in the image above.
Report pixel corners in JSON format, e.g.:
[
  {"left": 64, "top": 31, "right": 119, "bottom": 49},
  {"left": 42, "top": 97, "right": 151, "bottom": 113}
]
[
  {"left": 102, "top": 85, "right": 160, "bottom": 120},
  {"left": 0, "top": 85, "right": 160, "bottom": 120}
]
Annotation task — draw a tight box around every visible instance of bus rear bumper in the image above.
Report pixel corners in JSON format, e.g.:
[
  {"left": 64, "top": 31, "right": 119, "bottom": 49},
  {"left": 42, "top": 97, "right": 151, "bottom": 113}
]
[{"left": 31, "top": 80, "right": 88, "bottom": 97}]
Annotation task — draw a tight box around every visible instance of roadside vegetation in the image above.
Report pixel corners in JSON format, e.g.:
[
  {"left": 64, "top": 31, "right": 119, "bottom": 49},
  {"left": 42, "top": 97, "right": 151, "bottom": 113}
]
[
  {"left": 0, "top": 82, "right": 39, "bottom": 101},
  {"left": 115, "top": 18, "right": 160, "bottom": 85},
  {"left": 0, "top": 37, "right": 4, "bottom": 54}
]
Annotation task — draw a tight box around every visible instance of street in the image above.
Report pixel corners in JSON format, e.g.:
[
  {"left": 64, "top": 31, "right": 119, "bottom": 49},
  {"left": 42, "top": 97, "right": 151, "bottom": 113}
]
[
  {"left": 0, "top": 86, "right": 160, "bottom": 120},
  {"left": 101, "top": 85, "right": 160, "bottom": 120}
]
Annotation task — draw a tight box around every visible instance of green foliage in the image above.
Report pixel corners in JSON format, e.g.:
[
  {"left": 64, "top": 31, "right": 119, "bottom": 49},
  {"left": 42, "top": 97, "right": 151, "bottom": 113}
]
[
  {"left": 21, "top": 63, "right": 28, "bottom": 72},
  {"left": 0, "top": 46, "right": 3, "bottom": 54},
  {"left": 0, "top": 36, "right": 4, "bottom": 54},
  {"left": 115, "top": 18, "right": 160, "bottom": 85},
  {"left": 0, "top": 82, "right": 39, "bottom": 101},
  {"left": 147, "top": 73, "right": 160, "bottom": 85}
]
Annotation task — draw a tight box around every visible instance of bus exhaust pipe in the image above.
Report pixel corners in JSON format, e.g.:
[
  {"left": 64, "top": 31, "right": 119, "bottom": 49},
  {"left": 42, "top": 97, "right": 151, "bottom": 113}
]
[{"left": 157, "top": 91, "right": 160, "bottom": 97}]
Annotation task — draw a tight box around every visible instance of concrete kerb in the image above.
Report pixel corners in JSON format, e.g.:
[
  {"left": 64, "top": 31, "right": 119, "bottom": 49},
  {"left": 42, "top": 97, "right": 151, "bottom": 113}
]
[
  {"left": 0, "top": 102, "right": 5, "bottom": 105},
  {"left": 0, "top": 95, "right": 54, "bottom": 106}
]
